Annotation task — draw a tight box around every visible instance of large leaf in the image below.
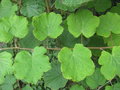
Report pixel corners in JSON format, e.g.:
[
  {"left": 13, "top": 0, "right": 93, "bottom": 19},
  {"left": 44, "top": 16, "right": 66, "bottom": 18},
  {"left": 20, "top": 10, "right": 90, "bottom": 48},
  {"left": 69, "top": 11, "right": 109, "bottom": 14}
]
[
  {"left": 20, "top": 0, "right": 45, "bottom": 17},
  {"left": 32, "top": 12, "right": 63, "bottom": 41},
  {"left": 97, "top": 12, "right": 120, "bottom": 37},
  {"left": 99, "top": 46, "right": 120, "bottom": 80},
  {"left": 13, "top": 47, "right": 51, "bottom": 84},
  {"left": 58, "top": 44, "right": 95, "bottom": 82},
  {"left": 0, "top": 0, "right": 17, "bottom": 18},
  {"left": 70, "top": 84, "right": 85, "bottom": 90},
  {"left": 67, "top": 9, "right": 99, "bottom": 38},
  {"left": 105, "top": 83, "right": 120, "bottom": 90},
  {"left": 0, "top": 52, "right": 13, "bottom": 84},
  {"left": 44, "top": 61, "right": 67, "bottom": 90},
  {"left": 86, "top": 68, "right": 106, "bottom": 89},
  {"left": 0, "top": 15, "right": 28, "bottom": 43}
]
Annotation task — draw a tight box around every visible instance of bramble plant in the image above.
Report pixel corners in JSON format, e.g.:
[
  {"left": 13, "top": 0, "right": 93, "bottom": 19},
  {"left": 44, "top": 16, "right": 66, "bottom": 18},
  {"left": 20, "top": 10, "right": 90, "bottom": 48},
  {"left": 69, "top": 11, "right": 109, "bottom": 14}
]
[{"left": 0, "top": 0, "right": 120, "bottom": 90}]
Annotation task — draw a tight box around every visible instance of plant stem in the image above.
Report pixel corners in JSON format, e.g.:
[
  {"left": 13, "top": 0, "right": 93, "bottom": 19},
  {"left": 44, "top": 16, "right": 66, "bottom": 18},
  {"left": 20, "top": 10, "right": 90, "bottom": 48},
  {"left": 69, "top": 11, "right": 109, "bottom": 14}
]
[{"left": 44, "top": 0, "right": 50, "bottom": 13}]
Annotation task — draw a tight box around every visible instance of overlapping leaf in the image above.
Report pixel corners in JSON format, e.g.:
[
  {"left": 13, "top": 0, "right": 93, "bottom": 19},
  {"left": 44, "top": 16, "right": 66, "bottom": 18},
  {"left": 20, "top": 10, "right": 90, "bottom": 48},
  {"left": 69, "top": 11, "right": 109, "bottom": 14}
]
[
  {"left": 70, "top": 85, "right": 85, "bottom": 90},
  {"left": 67, "top": 9, "right": 99, "bottom": 38},
  {"left": 97, "top": 12, "right": 120, "bottom": 37},
  {"left": 86, "top": 68, "right": 106, "bottom": 89},
  {"left": 44, "top": 61, "right": 67, "bottom": 90},
  {"left": 58, "top": 44, "right": 95, "bottom": 81},
  {"left": 0, "top": 0, "right": 17, "bottom": 18},
  {"left": 105, "top": 83, "right": 120, "bottom": 90},
  {"left": 0, "top": 52, "right": 13, "bottom": 84},
  {"left": 32, "top": 12, "right": 63, "bottom": 41},
  {"left": 13, "top": 47, "right": 51, "bottom": 84},
  {"left": 99, "top": 46, "right": 120, "bottom": 80},
  {"left": 0, "top": 15, "right": 28, "bottom": 43},
  {"left": 20, "top": 0, "right": 45, "bottom": 17}
]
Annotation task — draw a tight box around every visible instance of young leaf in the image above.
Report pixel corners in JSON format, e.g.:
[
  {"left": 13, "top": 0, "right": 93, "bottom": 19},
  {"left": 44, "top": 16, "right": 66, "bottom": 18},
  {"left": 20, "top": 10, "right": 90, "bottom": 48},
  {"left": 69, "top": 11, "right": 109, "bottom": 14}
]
[
  {"left": 20, "top": 0, "right": 45, "bottom": 17},
  {"left": 97, "top": 12, "right": 120, "bottom": 37},
  {"left": 99, "top": 46, "right": 120, "bottom": 80},
  {"left": 86, "top": 68, "right": 106, "bottom": 89},
  {"left": 32, "top": 12, "right": 63, "bottom": 41},
  {"left": 0, "top": 52, "right": 13, "bottom": 84},
  {"left": 0, "top": 0, "right": 17, "bottom": 18},
  {"left": 67, "top": 9, "right": 99, "bottom": 38},
  {"left": 70, "top": 84, "right": 85, "bottom": 90},
  {"left": 44, "top": 61, "right": 67, "bottom": 90},
  {"left": 58, "top": 44, "right": 95, "bottom": 82},
  {"left": 13, "top": 47, "right": 51, "bottom": 84},
  {"left": 0, "top": 15, "right": 28, "bottom": 43}
]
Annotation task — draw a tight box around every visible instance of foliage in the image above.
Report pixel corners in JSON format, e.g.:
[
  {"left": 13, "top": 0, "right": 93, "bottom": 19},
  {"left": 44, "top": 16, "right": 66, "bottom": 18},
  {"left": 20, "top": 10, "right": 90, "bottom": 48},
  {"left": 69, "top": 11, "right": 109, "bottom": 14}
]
[{"left": 0, "top": 0, "right": 120, "bottom": 90}]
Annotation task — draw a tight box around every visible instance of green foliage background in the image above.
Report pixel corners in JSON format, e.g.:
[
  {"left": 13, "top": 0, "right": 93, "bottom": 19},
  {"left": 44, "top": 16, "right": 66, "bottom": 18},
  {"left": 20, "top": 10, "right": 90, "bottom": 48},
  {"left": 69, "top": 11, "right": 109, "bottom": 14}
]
[{"left": 0, "top": 0, "right": 120, "bottom": 90}]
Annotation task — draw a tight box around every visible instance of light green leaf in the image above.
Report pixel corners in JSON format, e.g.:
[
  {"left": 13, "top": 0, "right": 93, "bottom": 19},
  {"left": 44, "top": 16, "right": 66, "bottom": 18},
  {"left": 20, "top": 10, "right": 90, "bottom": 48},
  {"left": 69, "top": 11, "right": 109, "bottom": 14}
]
[
  {"left": 0, "top": 15, "right": 28, "bottom": 43},
  {"left": 97, "top": 12, "right": 120, "bottom": 37},
  {"left": 58, "top": 44, "right": 95, "bottom": 82},
  {"left": 67, "top": 9, "right": 99, "bottom": 38},
  {"left": 33, "top": 12, "right": 63, "bottom": 41},
  {"left": 110, "top": 3, "right": 120, "bottom": 15},
  {"left": 44, "top": 61, "right": 67, "bottom": 90},
  {"left": 0, "top": 75, "right": 16, "bottom": 90},
  {"left": 94, "top": 0, "right": 112, "bottom": 12},
  {"left": 13, "top": 47, "right": 51, "bottom": 84},
  {"left": 99, "top": 46, "right": 120, "bottom": 80},
  {"left": 20, "top": 0, "right": 45, "bottom": 17},
  {"left": 70, "top": 84, "right": 85, "bottom": 90},
  {"left": 0, "top": 0, "right": 17, "bottom": 18},
  {"left": 0, "top": 52, "right": 13, "bottom": 84},
  {"left": 86, "top": 68, "right": 106, "bottom": 89},
  {"left": 105, "top": 83, "right": 120, "bottom": 90}
]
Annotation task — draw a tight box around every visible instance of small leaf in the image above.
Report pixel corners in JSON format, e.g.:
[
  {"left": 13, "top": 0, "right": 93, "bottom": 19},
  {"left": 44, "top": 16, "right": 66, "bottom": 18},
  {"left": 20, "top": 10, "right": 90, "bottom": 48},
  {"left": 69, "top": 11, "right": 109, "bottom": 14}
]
[
  {"left": 67, "top": 9, "right": 99, "bottom": 38},
  {"left": 70, "top": 84, "right": 85, "bottom": 90},
  {"left": 44, "top": 61, "right": 67, "bottom": 90},
  {"left": 0, "top": 52, "right": 13, "bottom": 84},
  {"left": 97, "top": 12, "right": 120, "bottom": 37},
  {"left": 32, "top": 12, "right": 63, "bottom": 41},
  {"left": 110, "top": 3, "right": 120, "bottom": 15},
  {"left": 0, "top": 0, "right": 17, "bottom": 18},
  {"left": 99, "top": 46, "right": 120, "bottom": 80},
  {"left": 13, "top": 47, "right": 51, "bottom": 84},
  {"left": 86, "top": 68, "right": 106, "bottom": 89},
  {"left": 20, "top": 0, "right": 45, "bottom": 17},
  {"left": 22, "top": 85, "right": 33, "bottom": 90},
  {"left": 58, "top": 44, "right": 95, "bottom": 82}
]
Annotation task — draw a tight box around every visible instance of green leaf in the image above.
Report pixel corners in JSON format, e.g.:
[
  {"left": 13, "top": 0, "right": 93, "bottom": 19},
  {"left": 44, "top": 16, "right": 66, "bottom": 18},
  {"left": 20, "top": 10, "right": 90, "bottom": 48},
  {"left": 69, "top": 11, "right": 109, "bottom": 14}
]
[
  {"left": 32, "top": 12, "right": 63, "bottom": 41},
  {"left": 94, "top": 0, "right": 112, "bottom": 12},
  {"left": 58, "top": 44, "right": 95, "bottom": 82},
  {"left": 99, "top": 46, "right": 120, "bottom": 80},
  {"left": 62, "top": 0, "right": 92, "bottom": 10},
  {"left": 0, "top": 75, "right": 16, "bottom": 90},
  {"left": 97, "top": 12, "right": 120, "bottom": 37},
  {"left": 105, "top": 83, "right": 120, "bottom": 90},
  {"left": 0, "top": 0, "right": 17, "bottom": 18},
  {"left": 0, "top": 52, "right": 13, "bottom": 84},
  {"left": 67, "top": 9, "right": 99, "bottom": 38},
  {"left": 104, "top": 34, "right": 120, "bottom": 46},
  {"left": 70, "top": 84, "right": 85, "bottom": 90},
  {"left": 110, "top": 3, "right": 120, "bottom": 15},
  {"left": 22, "top": 85, "right": 33, "bottom": 90},
  {"left": 44, "top": 61, "right": 67, "bottom": 90},
  {"left": 13, "top": 47, "right": 51, "bottom": 84},
  {"left": 0, "top": 15, "right": 28, "bottom": 43},
  {"left": 86, "top": 68, "right": 106, "bottom": 89},
  {"left": 20, "top": 0, "right": 45, "bottom": 17}
]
